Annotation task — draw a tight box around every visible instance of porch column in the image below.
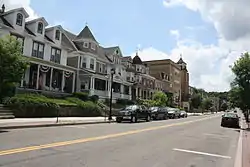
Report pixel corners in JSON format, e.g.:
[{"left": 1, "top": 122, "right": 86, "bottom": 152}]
[
  {"left": 36, "top": 64, "right": 40, "bottom": 89},
  {"left": 129, "top": 86, "right": 132, "bottom": 95},
  {"left": 120, "top": 84, "right": 124, "bottom": 94},
  {"left": 72, "top": 72, "right": 75, "bottom": 93},
  {"left": 135, "top": 87, "right": 138, "bottom": 98},
  {"left": 49, "top": 67, "right": 54, "bottom": 90},
  {"left": 91, "top": 77, "right": 95, "bottom": 90},
  {"left": 61, "top": 71, "right": 65, "bottom": 92}
]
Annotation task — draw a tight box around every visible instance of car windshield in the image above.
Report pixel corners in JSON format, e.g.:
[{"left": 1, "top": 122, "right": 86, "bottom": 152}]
[
  {"left": 223, "top": 113, "right": 238, "bottom": 118},
  {"left": 149, "top": 107, "right": 159, "bottom": 111},
  {"left": 124, "top": 105, "right": 138, "bottom": 110}
]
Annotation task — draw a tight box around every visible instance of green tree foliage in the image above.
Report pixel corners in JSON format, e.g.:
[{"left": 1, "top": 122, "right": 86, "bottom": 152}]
[
  {"left": 201, "top": 98, "right": 213, "bottom": 110},
  {"left": 190, "top": 94, "right": 202, "bottom": 109},
  {"left": 230, "top": 52, "right": 250, "bottom": 112},
  {"left": 152, "top": 91, "right": 168, "bottom": 107},
  {"left": 0, "top": 35, "right": 29, "bottom": 101},
  {"left": 220, "top": 102, "right": 228, "bottom": 111}
]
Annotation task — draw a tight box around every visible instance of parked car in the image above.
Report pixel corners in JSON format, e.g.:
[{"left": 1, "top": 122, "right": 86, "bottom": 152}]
[
  {"left": 116, "top": 105, "right": 151, "bottom": 123},
  {"left": 149, "top": 107, "right": 168, "bottom": 120},
  {"left": 180, "top": 110, "right": 188, "bottom": 118},
  {"left": 167, "top": 108, "right": 181, "bottom": 119},
  {"left": 221, "top": 112, "right": 240, "bottom": 128}
]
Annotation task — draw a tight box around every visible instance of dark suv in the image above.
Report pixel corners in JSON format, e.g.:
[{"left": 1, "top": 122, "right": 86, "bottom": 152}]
[{"left": 116, "top": 105, "right": 151, "bottom": 123}]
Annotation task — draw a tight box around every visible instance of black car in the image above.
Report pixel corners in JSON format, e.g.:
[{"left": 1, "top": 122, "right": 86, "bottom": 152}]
[
  {"left": 180, "top": 110, "right": 187, "bottom": 118},
  {"left": 167, "top": 108, "right": 181, "bottom": 119},
  {"left": 116, "top": 105, "right": 151, "bottom": 123},
  {"left": 150, "top": 107, "right": 168, "bottom": 120},
  {"left": 221, "top": 113, "right": 240, "bottom": 128}
]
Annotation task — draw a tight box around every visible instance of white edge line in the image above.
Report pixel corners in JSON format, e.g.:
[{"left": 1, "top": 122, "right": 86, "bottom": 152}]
[
  {"left": 234, "top": 116, "right": 243, "bottom": 167},
  {"left": 173, "top": 148, "right": 231, "bottom": 159}
]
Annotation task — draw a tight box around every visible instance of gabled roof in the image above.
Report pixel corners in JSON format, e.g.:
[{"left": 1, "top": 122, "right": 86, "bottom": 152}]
[
  {"left": 26, "top": 17, "right": 49, "bottom": 27},
  {"left": 64, "top": 29, "right": 77, "bottom": 40},
  {"left": 2, "top": 7, "right": 29, "bottom": 18},
  {"left": 45, "top": 25, "right": 63, "bottom": 32},
  {"left": 103, "top": 46, "right": 121, "bottom": 57},
  {"left": 75, "top": 25, "right": 97, "bottom": 42}
]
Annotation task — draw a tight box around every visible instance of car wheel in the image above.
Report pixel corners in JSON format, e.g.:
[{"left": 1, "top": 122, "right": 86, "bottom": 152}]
[
  {"left": 116, "top": 118, "right": 122, "bottom": 123},
  {"left": 163, "top": 114, "right": 167, "bottom": 120},
  {"left": 146, "top": 115, "right": 151, "bottom": 122},
  {"left": 131, "top": 116, "right": 137, "bottom": 123}
]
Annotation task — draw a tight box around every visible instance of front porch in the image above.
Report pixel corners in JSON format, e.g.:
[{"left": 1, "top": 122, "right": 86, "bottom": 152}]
[
  {"left": 132, "top": 87, "right": 154, "bottom": 100},
  {"left": 78, "top": 72, "right": 132, "bottom": 101},
  {"left": 19, "top": 63, "right": 76, "bottom": 94}
]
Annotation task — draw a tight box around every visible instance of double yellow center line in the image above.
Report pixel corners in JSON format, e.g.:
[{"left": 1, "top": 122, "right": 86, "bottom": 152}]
[{"left": 0, "top": 115, "right": 218, "bottom": 156}]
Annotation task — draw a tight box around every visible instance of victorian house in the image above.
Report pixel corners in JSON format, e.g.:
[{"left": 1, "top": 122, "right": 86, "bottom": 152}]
[
  {"left": 0, "top": 6, "right": 76, "bottom": 96},
  {"left": 66, "top": 26, "right": 133, "bottom": 101}
]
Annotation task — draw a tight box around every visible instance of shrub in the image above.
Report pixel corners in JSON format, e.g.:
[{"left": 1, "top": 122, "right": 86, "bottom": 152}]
[
  {"left": 89, "top": 95, "right": 99, "bottom": 103},
  {"left": 6, "top": 94, "right": 59, "bottom": 117},
  {"left": 117, "top": 98, "right": 135, "bottom": 105},
  {"left": 72, "top": 92, "right": 89, "bottom": 101},
  {"left": 66, "top": 97, "right": 103, "bottom": 116}
]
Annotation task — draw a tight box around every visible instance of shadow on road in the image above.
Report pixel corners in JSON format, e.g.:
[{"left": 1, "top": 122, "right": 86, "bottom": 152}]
[{"left": 0, "top": 130, "right": 8, "bottom": 133}]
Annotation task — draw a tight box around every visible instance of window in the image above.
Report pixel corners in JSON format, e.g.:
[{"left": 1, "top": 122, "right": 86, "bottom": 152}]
[
  {"left": 11, "top": 34, "right": 24, "bottom": 52},
  {"left": 82, "top": 57, "right": 86, "bottom": 68},
  {"left": 83, "top": 42, "right": 89, "bottom": 48},
  {"left": 32, "top": 41, "right": 44, "bottom": 59},
  {"left": 50, "top": 47, "right": 61, "bottom": 63},
  {"left": 37, "top": 22, "right": 43, "bottom": 34},
  {"left": 90, "top": 58, "right": 94, "bottom": 70},
  {"left": 55, "top": 30, "right": 60, "bottom": 40},
  {"left": 16, "top": 13, "right": 23, "bottom": 26},
  {"left": 91, "top": 43, "right": 95, "bottom": 50}
]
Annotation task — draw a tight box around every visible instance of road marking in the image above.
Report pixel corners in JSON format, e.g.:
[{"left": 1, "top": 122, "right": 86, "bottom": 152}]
[
  {"left": 173, "top": 148, "right": 231, "bottom": 159},
  {"left": 0, "top": 115, "right": 219, "bottom": 156},
  {"left": 203, "top": 133, "right": 229, "bottom": 138},
  {"left": 64, "top": 126, "right": 86, "bottom": 129}
]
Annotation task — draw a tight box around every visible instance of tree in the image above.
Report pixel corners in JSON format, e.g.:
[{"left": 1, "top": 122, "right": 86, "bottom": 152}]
[
  {"left": 0, "top": 35, "right": 29, "bottom": 102},
  {"left": 152, "top": 91, "right": 168, "bottom": 107},
  {"left": 190, "top": 94, "right": 202, "bottom": 109},
  {"left": 201, "top": 98, "right": 213, "bottom": 110},
  {"left": 220, "top": 102, "right": 228, "bottom": 111},
  {"left": 230, "top": 52, "right": 250, "bottom": 111}
]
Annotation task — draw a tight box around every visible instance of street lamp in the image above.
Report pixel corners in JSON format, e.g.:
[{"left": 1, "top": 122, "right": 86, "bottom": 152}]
[{"left": 109, "top": 68, "right": 115, "bottom": 121}]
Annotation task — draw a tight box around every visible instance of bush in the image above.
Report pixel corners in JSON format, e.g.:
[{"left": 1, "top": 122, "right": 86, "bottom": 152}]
[
  {"left": 6, "top": 94, "right": 59, "bottom": 117},
  {"left": 89, "top": 95, "right": 99, "bottom": 103},
  {"left": 66, "top": 97, "right": 103, "bottom": 116},
  {"left": 72, "top": 92, "right": 89, "bottom": 101},
  {"left": 116, "top": 99, "right": 134, "bottom": 105}
]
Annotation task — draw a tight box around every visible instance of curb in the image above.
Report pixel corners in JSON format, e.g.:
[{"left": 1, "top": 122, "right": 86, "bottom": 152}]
[
  {"left": 234, "top": 114, "right": 244, "bottom": 167},
  {"left": 0, "top": 120, "right": 115, "bottom": 130}
]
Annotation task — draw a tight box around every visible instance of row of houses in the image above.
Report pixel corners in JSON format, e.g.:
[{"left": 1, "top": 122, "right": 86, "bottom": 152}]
[{"left": 0, "top": 5, "right": 190, "bottom": 110}]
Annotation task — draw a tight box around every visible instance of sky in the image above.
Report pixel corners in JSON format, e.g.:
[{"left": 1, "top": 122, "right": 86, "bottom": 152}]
[{"left": 1, "top": 0, "right": 250, "bottom": 92}]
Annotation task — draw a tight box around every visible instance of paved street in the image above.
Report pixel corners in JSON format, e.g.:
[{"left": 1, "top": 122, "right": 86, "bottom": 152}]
[{"left": 0, "top": 114, "right": 240, "bottom": 167}]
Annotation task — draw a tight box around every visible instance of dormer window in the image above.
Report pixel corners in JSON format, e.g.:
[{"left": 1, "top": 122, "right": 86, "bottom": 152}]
[
  {"left": 55, "top": 30, "right": 60, "bottom": 40},
  {"left": 91, "top": 43, "right": 95, "bottom": 50},
  {"left": 83, "top": 42, "right": 89, "bottom": 48},
  {"left": 16, "top": 13, "right": 23, "bottom": 26},
  {"left": 37, "top": 22, "right": 43, "bottom": 34}
]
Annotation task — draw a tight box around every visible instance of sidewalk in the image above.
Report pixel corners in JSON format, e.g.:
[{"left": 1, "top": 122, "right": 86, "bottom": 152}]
[
  {"left": 242, "top": 116, "right": 250, "bottom": 167},
  {"left": 0, "top": 117, "right": 115, "bottom": 130}
]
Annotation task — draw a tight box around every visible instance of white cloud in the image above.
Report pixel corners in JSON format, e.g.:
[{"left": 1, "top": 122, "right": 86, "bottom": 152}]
[
  {"left": 0, "top": 0, "right": 38, "bottom": 19},
  {"left": 127, "top": 0, "right": 250, "bottom": 92},
  {"left": 169, "top": 29, "right": 180, "bottom": 40}
]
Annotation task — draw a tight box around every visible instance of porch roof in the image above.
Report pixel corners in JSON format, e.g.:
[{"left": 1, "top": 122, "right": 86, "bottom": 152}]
[
  {"left": 79, "top": 69, "right": 133, "bottom": 86},
  {"left": 27, "top": 56, "right": 77, "bottom": 73}
]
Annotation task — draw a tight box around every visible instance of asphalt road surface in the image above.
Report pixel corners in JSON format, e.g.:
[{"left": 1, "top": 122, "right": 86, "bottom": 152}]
[{"left": 0, "top": 114, "right": 240, "bottom": 167}]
